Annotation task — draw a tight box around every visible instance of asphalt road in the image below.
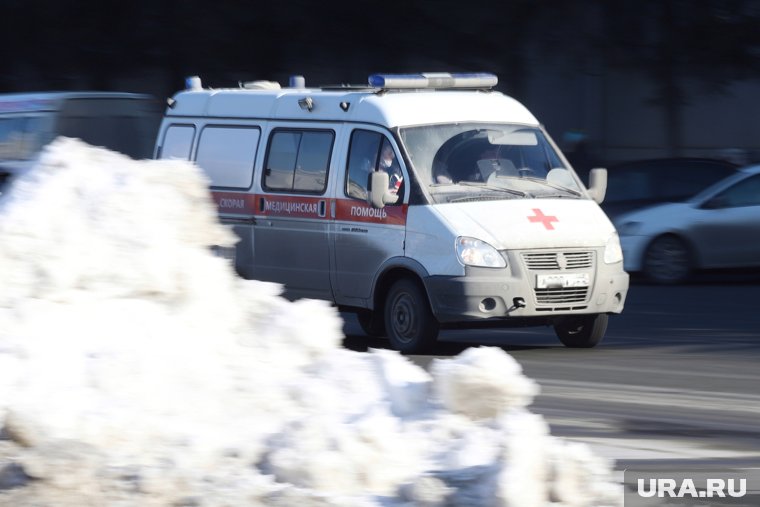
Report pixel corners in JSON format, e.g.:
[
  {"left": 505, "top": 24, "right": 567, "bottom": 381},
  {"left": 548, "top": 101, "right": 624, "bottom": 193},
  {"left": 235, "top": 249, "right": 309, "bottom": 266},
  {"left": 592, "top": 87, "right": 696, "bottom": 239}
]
[{"left": 342, "top": 273, "right": 760, "bottom": 471}]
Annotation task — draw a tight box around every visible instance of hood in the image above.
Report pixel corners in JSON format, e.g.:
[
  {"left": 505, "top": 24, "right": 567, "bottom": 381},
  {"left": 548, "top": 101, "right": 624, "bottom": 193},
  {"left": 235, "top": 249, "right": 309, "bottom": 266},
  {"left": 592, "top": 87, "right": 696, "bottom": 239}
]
[
  {"left": 601, "top": 199, "right": 680, "bottom": 221},
  {"left": 614, "top": 202, "right": 693, "bottom": 224},
  {"left": 611, "top": 202, "right": 693, "bottom": 232},
  {"left": 434, "top": 199, "right": 617, "bottom": 250}
]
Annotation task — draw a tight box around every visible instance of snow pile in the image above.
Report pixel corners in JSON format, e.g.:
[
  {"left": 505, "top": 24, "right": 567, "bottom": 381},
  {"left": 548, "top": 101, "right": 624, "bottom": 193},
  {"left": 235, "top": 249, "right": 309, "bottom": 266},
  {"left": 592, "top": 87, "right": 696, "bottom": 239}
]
[{"left": 0, "top": 138, "right": 621, "bottom": 506}]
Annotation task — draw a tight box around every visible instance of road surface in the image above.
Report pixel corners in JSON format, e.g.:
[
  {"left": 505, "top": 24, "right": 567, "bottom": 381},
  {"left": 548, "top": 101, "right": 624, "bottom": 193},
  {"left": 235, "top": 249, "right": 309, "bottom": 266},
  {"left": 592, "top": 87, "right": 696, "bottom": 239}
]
[{"left": 342, "top": 275, "right": 760, "bottom": 471}]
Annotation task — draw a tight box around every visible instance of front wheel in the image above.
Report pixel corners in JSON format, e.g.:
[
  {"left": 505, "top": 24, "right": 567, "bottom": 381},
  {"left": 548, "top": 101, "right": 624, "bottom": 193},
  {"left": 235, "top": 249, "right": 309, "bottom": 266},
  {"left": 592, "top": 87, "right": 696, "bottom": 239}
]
[
  {"left": 554, "top": 314, "right": 608, "bottom": 348},
  {"left": 643, "top": 235, "right": 692, "bottom": 284},
  {"left": 384, "top": 279, "right": 439, "bottom": 354}
]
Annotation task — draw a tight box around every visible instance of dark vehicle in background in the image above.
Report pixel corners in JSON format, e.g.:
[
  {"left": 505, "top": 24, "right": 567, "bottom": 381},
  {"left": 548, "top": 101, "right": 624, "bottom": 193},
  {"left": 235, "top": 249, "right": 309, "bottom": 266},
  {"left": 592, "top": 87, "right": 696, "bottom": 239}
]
[
  {"left": 614, "top": 165, "right": 760, "bottom": 284},
  {"left": 601, "top": 158, "right": 739, "bottom": 220},
  {"left": 0, "top": 92, "right": 161, "bottom": 194}
]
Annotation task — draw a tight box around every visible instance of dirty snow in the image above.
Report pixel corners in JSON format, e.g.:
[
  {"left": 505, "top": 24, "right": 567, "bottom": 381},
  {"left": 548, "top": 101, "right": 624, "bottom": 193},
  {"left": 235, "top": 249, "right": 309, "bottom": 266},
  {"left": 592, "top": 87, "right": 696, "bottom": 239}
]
[{"left": 0, "top": 138, "right": 620, "bottom": 506}]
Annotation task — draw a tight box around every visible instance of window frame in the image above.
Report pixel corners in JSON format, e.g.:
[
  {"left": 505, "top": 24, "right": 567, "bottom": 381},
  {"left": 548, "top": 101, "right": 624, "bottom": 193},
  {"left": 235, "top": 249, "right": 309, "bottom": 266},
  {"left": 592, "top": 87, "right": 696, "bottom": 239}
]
[
  {"left": 158, "top": 123, "right": 197, "bottom": 161},
  {"left": 261, "top": 127, "right": 335, "bottom": 195},
  {"left": 344, "top": 128, "right": 405, "bottom": 205}
]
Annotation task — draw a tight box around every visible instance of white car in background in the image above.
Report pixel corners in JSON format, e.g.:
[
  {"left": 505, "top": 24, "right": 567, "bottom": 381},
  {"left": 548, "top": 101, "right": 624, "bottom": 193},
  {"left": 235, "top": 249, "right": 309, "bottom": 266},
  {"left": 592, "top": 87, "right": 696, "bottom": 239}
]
[{"left": 616, "top": 165, "right": 760, "bottom": 283}]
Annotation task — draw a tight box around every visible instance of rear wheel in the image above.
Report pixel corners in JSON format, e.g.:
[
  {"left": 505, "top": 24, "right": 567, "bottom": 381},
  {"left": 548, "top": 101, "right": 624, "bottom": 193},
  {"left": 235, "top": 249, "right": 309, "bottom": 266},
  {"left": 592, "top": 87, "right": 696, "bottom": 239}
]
[
  {"left": 554, "top": 313, "right": 608, "bottom": 348},
  {"left": 384, "top": 279, "right": 439, "bottom": 354},
  {"left": 643, "top": 235, "right": 692, "bottom": 284}
]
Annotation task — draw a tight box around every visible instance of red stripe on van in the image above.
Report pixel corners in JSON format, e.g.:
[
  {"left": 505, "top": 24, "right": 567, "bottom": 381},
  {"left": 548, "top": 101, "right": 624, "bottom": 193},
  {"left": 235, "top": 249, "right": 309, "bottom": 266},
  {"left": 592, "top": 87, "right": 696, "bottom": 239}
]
[
  {"left": 212, "top": 191, "right": 258, "bottom": 215},
  {"left": 211, "top": 192, "right": 328, "bottom": 219},
  {"left": 335, "top": 199, "right": 407, "bottom": 226},
  {"left": 258, "top": 195, "right": 328, "bottom": 219},
  {"left": 211, "top": 191, "right": 407, "bottom": 225}
]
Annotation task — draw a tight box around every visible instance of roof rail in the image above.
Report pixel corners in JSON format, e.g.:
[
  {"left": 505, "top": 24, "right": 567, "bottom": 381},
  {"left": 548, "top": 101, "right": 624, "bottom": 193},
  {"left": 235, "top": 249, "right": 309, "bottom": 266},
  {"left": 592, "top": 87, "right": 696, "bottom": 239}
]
[{"left": 318, "top": 83, "right": 376, "bottom": 91}]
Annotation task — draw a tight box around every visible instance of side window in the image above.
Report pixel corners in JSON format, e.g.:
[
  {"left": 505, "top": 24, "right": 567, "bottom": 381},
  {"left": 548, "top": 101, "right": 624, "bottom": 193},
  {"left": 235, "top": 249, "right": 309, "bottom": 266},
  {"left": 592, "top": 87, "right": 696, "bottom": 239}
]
[
  {"left": 159, "top": 124, "right": 195, "bottom": 161},
  {"left": 346, "top": 130, "right": 381, "bottom": 200},
  {"left": 195, "top": 126, "right": 260, "bottom": 189},
  {"left": 345, "top": 130, "right": 404, "bottom": 203},
  {"left": 57, "top": 98, "right": 159, "bottom": 159},
  {"left": 715, "top": 174, "right": 760, "bottom": 208},
  {"left": 264, "top": 129, "right": 333, "bottom": 193}
]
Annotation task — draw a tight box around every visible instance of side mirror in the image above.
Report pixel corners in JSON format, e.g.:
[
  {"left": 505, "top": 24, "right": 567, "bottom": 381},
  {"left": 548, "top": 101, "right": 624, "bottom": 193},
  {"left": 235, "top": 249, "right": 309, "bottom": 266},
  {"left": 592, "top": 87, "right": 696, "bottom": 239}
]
[
  {"left": 588, "top": 167, "right": 607, "bottom": 204},
  {"left": 369, "top": 171, "right": 399, "bottom": 208}
]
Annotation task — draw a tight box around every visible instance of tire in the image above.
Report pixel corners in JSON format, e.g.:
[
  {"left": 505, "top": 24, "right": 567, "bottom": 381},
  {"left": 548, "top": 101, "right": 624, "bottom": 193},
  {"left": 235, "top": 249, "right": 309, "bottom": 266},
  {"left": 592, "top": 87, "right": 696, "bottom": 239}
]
[
  {"left": 357, "top": 310, "right": 385, "bottom": 337},
  {"left": 643, "top": 235, "right": 692, "bottom": 284},
  {"left": 554, "top": 313, "right": 608, "bottom": 348},
  {"left": 384, "top": 279, "right": 439, "bottom": 354}
]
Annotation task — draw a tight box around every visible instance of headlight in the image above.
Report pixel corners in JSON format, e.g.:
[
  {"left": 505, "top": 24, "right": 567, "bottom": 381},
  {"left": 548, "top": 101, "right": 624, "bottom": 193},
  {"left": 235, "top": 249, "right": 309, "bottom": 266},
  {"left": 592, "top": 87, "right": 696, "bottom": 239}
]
[
  {"left": 604, "top": 233, "right": 624, "bottom": 264},
  {"left": 616, "top": 221, "right": 642, "bottom": 236},
  {"left": 456, "top": 237, "right": 507, "bottom": 268}
]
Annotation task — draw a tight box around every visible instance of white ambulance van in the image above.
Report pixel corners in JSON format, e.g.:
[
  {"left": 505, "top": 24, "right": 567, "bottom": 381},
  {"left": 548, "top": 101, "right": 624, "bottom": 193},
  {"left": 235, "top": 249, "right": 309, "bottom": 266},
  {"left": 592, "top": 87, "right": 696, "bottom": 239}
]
[
  {"left": 0, "top": 92, "right": 160, "bottom": 192},
  {"left": 155, "top": 73, "right": 628, "bottom": 353}
]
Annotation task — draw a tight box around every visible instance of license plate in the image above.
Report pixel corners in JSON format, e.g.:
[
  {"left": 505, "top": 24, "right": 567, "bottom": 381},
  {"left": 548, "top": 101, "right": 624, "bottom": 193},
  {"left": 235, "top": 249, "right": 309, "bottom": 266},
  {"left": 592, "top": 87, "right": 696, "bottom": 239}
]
[{"left": 536, "top": 273, "right": 589, "bottom": 289}]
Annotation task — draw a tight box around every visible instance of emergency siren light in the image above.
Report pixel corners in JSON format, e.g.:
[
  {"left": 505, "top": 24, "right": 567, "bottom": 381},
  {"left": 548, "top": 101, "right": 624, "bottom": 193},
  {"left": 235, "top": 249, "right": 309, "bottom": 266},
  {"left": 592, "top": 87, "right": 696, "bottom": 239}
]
[
  {"left": 368, "top": 72, "right": 498, "bottom": 89},
  {"left": 185, "top": 76, "right": 202, "bottom": 91}
]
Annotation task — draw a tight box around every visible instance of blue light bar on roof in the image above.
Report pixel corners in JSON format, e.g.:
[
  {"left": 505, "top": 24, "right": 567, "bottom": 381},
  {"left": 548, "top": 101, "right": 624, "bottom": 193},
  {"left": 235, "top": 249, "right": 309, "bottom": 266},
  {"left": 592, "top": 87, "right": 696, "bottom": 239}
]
[{"left": 368, "top": 72, "right": 498, "bottom": 89}]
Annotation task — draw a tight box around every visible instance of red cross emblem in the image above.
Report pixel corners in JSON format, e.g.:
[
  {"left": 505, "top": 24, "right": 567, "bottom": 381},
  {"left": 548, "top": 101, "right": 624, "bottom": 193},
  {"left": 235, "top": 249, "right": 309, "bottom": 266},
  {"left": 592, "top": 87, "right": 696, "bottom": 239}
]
[{"left": 528, "top": 208, "right": 558, "bottom": 230}]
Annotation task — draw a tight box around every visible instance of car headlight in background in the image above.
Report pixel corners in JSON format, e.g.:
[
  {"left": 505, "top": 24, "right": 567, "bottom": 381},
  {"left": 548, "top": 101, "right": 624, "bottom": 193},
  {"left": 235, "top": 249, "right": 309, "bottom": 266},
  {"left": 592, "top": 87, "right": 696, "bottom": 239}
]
[
  {"left": 456, "top": 237, "right": 507, "bottom": 268},
  {"left": 604, "top": 232, "right": 624, "bottom": 264}
]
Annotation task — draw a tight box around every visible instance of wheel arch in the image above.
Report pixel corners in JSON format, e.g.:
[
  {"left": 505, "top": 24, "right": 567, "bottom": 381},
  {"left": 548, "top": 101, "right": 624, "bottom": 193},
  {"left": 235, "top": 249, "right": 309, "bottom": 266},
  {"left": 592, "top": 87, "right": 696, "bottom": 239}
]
[{"left": 369, "top": 257, "right": 431, "bottom": 316}]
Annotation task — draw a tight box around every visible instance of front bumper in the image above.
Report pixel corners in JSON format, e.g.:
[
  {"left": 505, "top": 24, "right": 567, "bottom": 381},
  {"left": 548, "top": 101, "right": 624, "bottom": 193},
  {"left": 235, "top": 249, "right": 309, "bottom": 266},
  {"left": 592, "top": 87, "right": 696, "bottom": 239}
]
[{"left": 425, "top": 248, "right": 629, "bottom": 324}]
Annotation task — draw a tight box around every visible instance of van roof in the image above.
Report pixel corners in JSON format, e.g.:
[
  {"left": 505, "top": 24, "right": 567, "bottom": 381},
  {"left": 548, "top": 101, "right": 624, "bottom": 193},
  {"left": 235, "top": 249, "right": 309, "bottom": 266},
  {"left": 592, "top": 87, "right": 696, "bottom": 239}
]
[
  {"left": 0, "top": 92, "right": 154, "bottom": 114},
  {"left": 164, "top": 87, "right": 539, "bottom": 128}
]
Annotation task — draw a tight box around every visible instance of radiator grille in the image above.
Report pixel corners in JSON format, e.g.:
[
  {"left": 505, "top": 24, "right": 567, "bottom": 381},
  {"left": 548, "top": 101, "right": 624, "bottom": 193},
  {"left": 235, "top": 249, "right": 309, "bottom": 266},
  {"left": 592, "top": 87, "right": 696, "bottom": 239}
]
[
  {"left": 521, "top": 250, "right": 596, "bottom": 309},
  {"left": 535, "top": 287, "right": 589, "bottom": 304},
  {"left": 522, "top": 251, "right": 594, "bottom": 270}
]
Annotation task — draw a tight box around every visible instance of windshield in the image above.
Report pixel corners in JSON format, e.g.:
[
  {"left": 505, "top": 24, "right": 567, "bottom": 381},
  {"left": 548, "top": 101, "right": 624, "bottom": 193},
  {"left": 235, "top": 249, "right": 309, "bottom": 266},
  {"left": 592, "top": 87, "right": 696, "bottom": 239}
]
[{"left": 399, "top": 123, "right": 584, "bottom": 204}]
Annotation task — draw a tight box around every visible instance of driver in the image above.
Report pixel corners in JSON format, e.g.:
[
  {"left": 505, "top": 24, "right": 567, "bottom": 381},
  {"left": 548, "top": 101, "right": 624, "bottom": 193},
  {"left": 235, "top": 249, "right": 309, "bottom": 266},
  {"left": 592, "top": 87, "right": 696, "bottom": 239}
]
[
  {"left": 476, "top": 146, "right": 517, "bottom": 180},
  {"left": 379, "top": 143, "right": 403, "bottom": 193}
]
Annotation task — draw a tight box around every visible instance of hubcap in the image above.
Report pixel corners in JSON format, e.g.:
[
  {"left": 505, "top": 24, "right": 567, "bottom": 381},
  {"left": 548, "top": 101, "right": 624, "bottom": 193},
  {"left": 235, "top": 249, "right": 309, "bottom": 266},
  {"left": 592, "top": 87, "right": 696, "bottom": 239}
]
[{"left": 391, "top": 292, "right": 416, "bottom": 344}]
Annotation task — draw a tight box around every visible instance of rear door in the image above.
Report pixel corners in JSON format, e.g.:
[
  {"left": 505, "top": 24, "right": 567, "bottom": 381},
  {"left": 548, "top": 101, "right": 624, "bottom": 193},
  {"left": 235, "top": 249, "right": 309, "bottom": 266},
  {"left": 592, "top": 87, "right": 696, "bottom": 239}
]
[
  {"left": 158, "top": 122, "right": 262, "bottom": 277},
  {"left": 194, "top": 124, "right": 261, "bottom": 275}
]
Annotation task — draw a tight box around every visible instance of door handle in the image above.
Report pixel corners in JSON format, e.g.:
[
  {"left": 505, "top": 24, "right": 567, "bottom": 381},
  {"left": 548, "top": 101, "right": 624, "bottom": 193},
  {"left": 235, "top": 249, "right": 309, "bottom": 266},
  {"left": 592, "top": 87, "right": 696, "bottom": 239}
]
[{"left": 222, "top": 216, "right": 256, "bottom": 226}]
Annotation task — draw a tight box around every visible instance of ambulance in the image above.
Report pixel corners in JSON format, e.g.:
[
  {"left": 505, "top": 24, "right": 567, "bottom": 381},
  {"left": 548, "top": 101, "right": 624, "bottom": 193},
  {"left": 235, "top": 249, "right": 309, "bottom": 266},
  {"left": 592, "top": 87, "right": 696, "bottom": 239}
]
[{"left": 154, "top": 73, "right": 628, "bottom": 353}]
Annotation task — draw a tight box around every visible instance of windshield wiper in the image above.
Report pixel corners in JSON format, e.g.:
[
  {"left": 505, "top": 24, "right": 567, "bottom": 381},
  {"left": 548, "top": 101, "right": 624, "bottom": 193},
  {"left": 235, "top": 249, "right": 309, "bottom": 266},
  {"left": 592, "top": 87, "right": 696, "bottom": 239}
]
[
  {"left": 519, "top": 177, "right": 582, "bottom": 197},
  {"left": 535, "top": 193, "right": 578, "bottom": 199},
  {"left": 454, "top": 181, "right": 527, "bottom": 197}
]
